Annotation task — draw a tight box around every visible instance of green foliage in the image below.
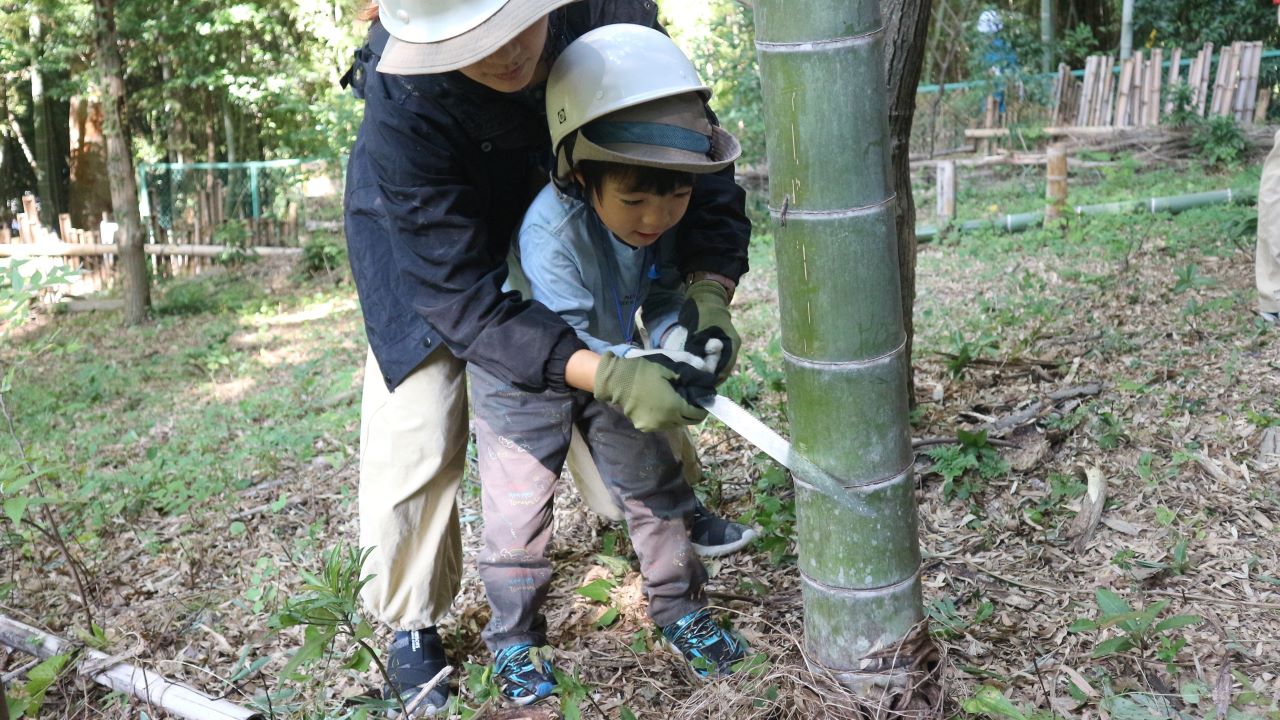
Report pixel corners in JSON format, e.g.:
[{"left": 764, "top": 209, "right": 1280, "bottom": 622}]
[
  {"left": 1133, "top": 0, "right": 1280, "bottom": 49},
  {"left": 1068, "top": 588, "right": 1201, "bottom": 662},
  {"left": 739, "top": 463, "right": 796, "bottom": 565},
  {"left": 1188, "top": 116, "right": 1247, "bottom": 167},
  {"left": 5, "top": 653, "right": 72, "bottom": 719},
  {"left": 926, "top": 595, "right": 993, "bottom": 639},
  {"left": 925, "top": 429, "right": 1009, "bottom": 502},
  {"left": 681, "top": 0, "right": 765, "bottom": 168},
  {"left": 267, "top": 544, "right": 399, "bottom": 717},
  {"left": 213, "top": 221, "right": 256, "bottom": 267},
  {"left": 298, "top": 235, "right": 348, "bottom": 277},
  {"left": 1, "top": 260, "right": 77, "bottom": 330},
  {"left": 943, "top": 330, "right": 998, "bottom": 379}
]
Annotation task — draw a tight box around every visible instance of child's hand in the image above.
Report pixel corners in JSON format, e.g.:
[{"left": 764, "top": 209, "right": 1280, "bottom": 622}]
[{"left": 593, "top": 352, "right": 714, "bottom": 431}]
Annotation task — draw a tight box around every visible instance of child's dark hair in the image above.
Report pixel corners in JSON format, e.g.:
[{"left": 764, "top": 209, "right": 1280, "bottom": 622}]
[{"left": 575, "top": 160, "right": 695, "bottom": 199}]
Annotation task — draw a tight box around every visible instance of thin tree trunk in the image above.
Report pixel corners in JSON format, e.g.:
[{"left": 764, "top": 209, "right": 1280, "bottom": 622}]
[
  {"left": 93, "top": 0, "right": 150, "bottom": 323},
  {"left": 882, "top": 0, "right": 933, "bottom": 408},
  {"left": 1119, "top": 0, "right": 1134, "bottom": 60},
  {"left": 753, "top": 0, "right": 939, "bottom": 707}
]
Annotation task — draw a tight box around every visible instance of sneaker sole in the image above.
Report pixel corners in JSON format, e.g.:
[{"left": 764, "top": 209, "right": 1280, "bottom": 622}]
[{"left": 692, "top": 527, "right": 759, "bottom": 558}]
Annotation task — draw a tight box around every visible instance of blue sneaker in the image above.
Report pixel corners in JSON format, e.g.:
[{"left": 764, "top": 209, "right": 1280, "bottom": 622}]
[
  {"left": 661, "top": 608, "right": 747, "bottom": 677},
  {"left": 493, "top": 644, "right": 556, "bottom": 705}
]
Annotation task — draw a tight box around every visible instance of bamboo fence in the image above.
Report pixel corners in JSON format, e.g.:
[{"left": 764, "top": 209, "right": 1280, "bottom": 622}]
[{"left": 1051, "top": 41, "right": 1266, "bottom": 130}]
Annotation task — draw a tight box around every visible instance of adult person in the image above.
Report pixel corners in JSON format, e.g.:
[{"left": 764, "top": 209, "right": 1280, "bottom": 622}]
[
  {"left": 341, "top": 0, "right": 751, "bottom": 713},
  {"left": 1257, "top": 128, "right": 1280, "bottom": 323}
]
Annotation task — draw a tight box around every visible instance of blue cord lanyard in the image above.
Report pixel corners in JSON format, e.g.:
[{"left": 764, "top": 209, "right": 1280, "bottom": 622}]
[{"left": 594, "top": 216, "right": 654, "bottom": 347}]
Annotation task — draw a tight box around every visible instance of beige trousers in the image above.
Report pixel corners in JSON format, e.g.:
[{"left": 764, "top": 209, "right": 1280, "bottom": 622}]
[
  {"left": 1257, "top": 129, "right": 1280, "bottom": 314},
  {"left": 357, "top": 347, "right": 703, "bottom": 629}
]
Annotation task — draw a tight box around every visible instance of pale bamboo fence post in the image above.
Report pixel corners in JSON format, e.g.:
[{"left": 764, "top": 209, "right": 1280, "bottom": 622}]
[
  {"left": 1098, "top": 54, "right": 1116, "bottom": 126},
  {"left": 1116, "top": 57, "right": 1134, "bottom": 127},
  {"left": 1045, "top": 144, "right": 1068, "bottom": 220},
  {"left": 1195, "top": 43, "right": 1214, "bottom": 116},
  {"left": 1164, "top": 47, "right": 1183, "bottom": 116},
  {"left": 1147, "top": 48, "right": 1163, "bottom": 125},
  {"left": 936, "top": 160, "right": 956, "bottom": 226}
]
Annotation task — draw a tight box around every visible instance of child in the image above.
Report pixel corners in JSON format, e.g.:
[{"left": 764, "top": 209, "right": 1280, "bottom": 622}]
[{"left": 468, "top": 23, "right": 751, "bottom": 704}]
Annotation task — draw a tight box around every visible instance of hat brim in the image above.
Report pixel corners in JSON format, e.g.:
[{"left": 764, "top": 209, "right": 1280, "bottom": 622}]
[
  {"left": 378, "top": 0, "right": 580, "bottom": 75},
  {"left": 556, "top": 125, "right": 741, "bottom": 181}
]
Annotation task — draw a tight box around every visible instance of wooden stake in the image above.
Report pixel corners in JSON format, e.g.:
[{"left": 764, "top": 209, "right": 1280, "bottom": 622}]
[
  {"left": 1256, "top": 87, "right": 1272, "bottom": 125},
  {"left": 935, "top": 160, "right": 956, "bottom": 225},
  {"left": 1076, "top": 56, "right": 1096, "bottom": 126},
  {"left": 1147, "top": 48, "right": 1163, "bottom": 126},
  {"left": 1196, "top": 43, "right": 1214, "bottom": 116},
  {"left": 1045, "top": 144, "right": 1068, "bottom": 220}
]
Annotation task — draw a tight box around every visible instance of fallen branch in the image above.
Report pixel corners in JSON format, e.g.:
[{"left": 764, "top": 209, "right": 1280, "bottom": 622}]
[{"left": 0, "top": 614, "right": 260, "bottom": 720}]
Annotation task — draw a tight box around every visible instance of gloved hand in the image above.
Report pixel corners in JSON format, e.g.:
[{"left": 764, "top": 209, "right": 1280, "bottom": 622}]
[
  {"left": 657, "top": 331, "right": 723, "bottom": 378},
  {"left": 624, "top": 346, "right": 710, "bottom": 372},
  {"left": 594, "top": 352, "right": 716, "bottom": 432},
  {"left": 663, "top": 279, "right": 739, "bottom": 383}
]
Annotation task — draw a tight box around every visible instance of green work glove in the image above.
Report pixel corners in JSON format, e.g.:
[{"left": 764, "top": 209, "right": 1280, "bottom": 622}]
[
  {"left": 680, "top": 279, "right": 740, "bottom": 384},
  {"left": 594, "top": 352, "right": 715, "bottom": 432}
]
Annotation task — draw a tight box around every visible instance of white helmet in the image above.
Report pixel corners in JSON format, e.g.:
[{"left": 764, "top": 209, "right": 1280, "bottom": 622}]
[
  {"left": 977, "top": 9, "right": 1003, "bottom": 34},
  {"left": 376, "top": 0, "right": 579, "bottom": 75},
  {"left": 546, "top": 24, "right": 739, "bottom": 180}
]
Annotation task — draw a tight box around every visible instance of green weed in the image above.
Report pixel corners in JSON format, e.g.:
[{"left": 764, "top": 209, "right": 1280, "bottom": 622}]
[{"left": 924, "top": 429, "right": 1009, "bottom": 502}]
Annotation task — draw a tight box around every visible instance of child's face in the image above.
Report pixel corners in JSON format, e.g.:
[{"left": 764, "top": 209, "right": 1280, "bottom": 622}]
[
  {"left": 458, "top": 17, "right": 548, "bottom": 93},
  {"left": 588, "top": 176, "right": 692, "bottom": 248}
]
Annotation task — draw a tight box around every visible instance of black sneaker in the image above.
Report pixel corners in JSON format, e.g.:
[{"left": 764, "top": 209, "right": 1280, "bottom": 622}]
[
  {"left": 661, "top": 608, "right": 747, "bottom": 677},
  {"left": 384, "top": 627, "right": 450, "bottom": 716},
  {"left": 691, "top": 500, "right": 758, "bottom": 557},
  {"left": 493, "top": 643, "right": 556, "bottom": 705}
]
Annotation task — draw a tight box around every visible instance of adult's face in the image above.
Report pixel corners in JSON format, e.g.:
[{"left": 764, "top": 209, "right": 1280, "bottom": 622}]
[{"left": 458, "top": 16, "right": 549, "bottom": 93}]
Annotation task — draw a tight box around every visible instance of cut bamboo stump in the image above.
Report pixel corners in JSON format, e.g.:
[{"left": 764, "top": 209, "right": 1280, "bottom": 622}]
[
  {"left": 1045, "top": 144, "right": 1068, "bottom": 220},
  {"left": 0, "top": 615, "right": 261, "bottom": 720},
  {"left": 935, "top": 161, "right": 956, "bottom": 226}
]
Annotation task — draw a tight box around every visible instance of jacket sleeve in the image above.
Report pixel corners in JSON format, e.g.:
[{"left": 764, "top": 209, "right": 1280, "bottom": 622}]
[
  {"left": 365, "top": 86, "right": 585, "bottom": 392},
  {"left": 520, "top": 223, "right": 631, "bottom": 358},
  {"left": 675, "top": 164, "right": 751, "bottom": 283}
]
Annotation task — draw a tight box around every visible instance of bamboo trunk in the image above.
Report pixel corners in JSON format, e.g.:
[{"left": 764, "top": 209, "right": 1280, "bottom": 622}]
[
  {"left": 1076, "top": 56, "right": 1096, "bottom": 126},
  {"left": 1164, "top": 47, "right": 1182, "bottom": 117},
  {"left": 1147, "top": 48, "right": 1162, "bottom": 126},
  {"left": 1098, "top": 55, "right": 1116, "bottom": 126},
  {"left": 1115, "top": 58, "right": 1134, "bottom": 127},
  {"left": 0, "top": 615, "right": 260, "bottom": 720},
  {"left": 1195, "top": 43, "right": 1213, "bottom": 116},
  {"left": 754, "top": 0, "right": 924, "bottom": 693}
]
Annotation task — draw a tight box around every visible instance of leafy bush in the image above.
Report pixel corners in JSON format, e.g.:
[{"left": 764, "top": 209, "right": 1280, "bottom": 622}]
[
  {"left": 1189, "top": 116, "right": 1247, "bottom": 167},
  {"left": 297, "top": 234, "right": 347, "bottom": 277},
  {"left": 1, "top": 259, "right": 77, "bottom": 330}
]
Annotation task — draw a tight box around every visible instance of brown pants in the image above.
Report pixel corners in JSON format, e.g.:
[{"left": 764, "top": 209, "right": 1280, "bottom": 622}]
[
  {"left": 468, "top": 365, "right": 707, "bottom": 652},
  {"left": 357, "top": 347, "right": 704, "bottom": 630}
]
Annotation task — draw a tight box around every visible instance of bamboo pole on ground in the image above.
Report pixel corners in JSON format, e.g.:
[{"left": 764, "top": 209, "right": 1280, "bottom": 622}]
[
  {"left": 753, "top": 0, "right": 928, "bottom": 697},
  {"left": 0, "top": 615, "right": 260, "bottom": 720},
  {"left": 1045, "top": 144, "right": 1068, "bottom": 219}
]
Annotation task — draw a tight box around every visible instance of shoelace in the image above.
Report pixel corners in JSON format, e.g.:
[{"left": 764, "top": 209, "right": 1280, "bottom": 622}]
[
  {"left": 672, "top": 611, "right": 725, "bottom": 651},
  {"left": 496, "top": 646, "right": 550, "bottom": 692}
]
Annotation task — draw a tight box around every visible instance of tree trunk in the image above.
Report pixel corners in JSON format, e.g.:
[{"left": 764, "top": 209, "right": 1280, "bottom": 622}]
[
  {"left": 93, "top": 0, "right": 150, "bottom": 324},
  {"left": 753, "top": 0, "right": 939, "bottom": 708},
  {"left": 1119, "top": 0, "right": 1134, "bottom": 59},
  {"left": 882, "top": 0, "right": 933, "bottom": 408}
]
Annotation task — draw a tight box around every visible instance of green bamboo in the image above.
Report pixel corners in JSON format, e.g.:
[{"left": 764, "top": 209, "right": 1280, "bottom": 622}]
[{"left": 753, "top": 0, "right": 923, "bottom": 687}]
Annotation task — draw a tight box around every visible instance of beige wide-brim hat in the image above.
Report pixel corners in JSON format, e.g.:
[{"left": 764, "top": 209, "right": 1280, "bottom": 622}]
[
  {"left": 556, "top": 93, "right": 742, "bottom": 181},
  {"left": 377, "top": 0, "right": 580, "bottom": 75}
]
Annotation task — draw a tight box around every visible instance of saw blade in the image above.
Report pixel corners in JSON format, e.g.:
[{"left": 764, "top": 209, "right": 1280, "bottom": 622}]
[{"left": 702, "top": 395, "right": 872, "bottom": 517}]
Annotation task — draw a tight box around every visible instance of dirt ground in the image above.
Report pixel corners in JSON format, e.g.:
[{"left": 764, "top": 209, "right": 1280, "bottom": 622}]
[{"left": 4, "top": 153, "right": 1279, "bottom": 719}]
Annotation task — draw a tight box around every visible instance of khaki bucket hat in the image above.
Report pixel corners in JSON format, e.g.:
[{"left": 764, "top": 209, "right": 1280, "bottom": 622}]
[{"left": 377, "top": 0, "right": 580, "bottom": 75}]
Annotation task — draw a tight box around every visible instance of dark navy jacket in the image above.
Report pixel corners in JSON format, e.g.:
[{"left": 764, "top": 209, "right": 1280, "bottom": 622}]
[{"left": 344, "top": 0, "right": 751, "bottom": 393}]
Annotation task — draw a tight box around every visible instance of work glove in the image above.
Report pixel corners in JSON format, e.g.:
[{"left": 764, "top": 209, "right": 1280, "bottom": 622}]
[
  {"left": 661, "top": 279, "right": 739, "bottom": 384},
  {"left": 594, "top": 352, "right": 717, "bottom": 432},
  {"left": 624, "top": 346, "right": 711, "bottom": 372}
]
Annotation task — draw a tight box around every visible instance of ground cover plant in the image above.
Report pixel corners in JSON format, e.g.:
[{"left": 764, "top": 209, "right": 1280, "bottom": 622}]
[{"left": 1, "top": 150, "right": 1277, "bottom": 718}]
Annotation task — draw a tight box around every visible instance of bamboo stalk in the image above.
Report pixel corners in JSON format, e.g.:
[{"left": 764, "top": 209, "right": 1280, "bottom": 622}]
[
  {"left": 1132, "top": 51, "right": 1147, "bottom": 126},
  {"left": 1164, "top": 47, "right": 1183, "bottom": 116},
  {"left": 1147, "top": 48, "right": 1162, "bottom": 126},
  {"left": 0, "top": 615, "right": 260, "bottom": 720},
  {"left": 753, "top": 0, "right": 924, "bottom": 688},
  {"left": 1223, "top": 42, "right": 1243, "bottom": 118},
  {"left": 1196, "top": 43, "right": 1214, "bottom": 115},
  {"left": 1115, "top": 58, "right": 1134, "bottom": 127},
  {"left": 1098, "top": 54, "right": 1116, "bottom": 126},
  {"left": 935, "top": 160, "right": 955, "bottom": 224}
]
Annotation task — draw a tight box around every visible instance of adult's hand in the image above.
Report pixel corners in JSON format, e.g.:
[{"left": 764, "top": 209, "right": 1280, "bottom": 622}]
[
  {"left": 663, "top": 279, "right": 739, "bottom": 383},
  {"left": 594, "top": 353, "right": 716, "bottom": 432},
  {"left": 624, "top": 346, "right": 709, "bottom": 372}
]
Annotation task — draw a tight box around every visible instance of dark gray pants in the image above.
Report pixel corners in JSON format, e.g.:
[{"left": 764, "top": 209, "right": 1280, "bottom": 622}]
[{"left": 468, "top": 365, "right": 707, "bottom": 652}]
